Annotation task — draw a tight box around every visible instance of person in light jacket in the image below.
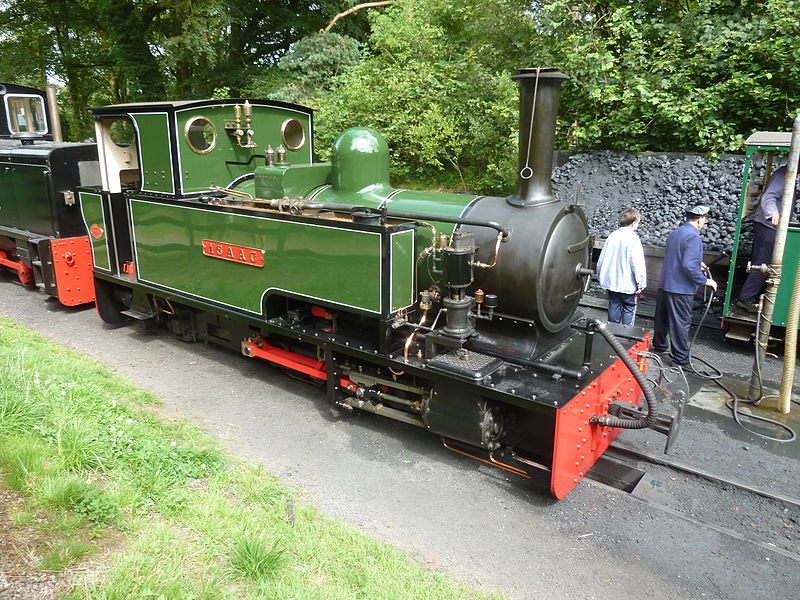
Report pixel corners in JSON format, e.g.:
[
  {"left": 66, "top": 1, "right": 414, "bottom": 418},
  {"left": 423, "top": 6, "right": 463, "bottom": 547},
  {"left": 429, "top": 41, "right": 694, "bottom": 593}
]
[{"left": 596, "top": 208, "right": 647, "bottom": 326}]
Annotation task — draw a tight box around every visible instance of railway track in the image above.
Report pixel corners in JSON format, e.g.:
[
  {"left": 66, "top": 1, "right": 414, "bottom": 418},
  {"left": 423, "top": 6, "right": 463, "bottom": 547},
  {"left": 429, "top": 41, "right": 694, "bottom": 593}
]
[{"left": 588, "top": 443, "right": 800, "bottom": 560}]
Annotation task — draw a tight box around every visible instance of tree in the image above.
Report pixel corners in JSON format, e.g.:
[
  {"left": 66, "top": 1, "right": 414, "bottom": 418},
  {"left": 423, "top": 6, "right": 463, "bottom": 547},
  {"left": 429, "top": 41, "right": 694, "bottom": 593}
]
[
  {"left": 0, "top": 0, "right": 372, "bottom": 140},
  {"left": 95, "top": 0, "right": 167, "bottom": 101},
  {"left": 245, "top": 33, "right": 361, "bottom": 104},
  {"left": 0, "top": 0, "right": 796, "bottom": 163},
  {"left": 174, "top": 0, "right": 371, "bottom": 97},
  {"left": 534, "top": 0, "right": 800, "bottom": 153},
  {"left": 311, "top": 0, "right": 800, "bottom": 194},
  {"left": 0, "top": 0, "right": 110, "bottom": 139},
  {"left": 312, "top": 0, "right": 536, "bottom": 193}
]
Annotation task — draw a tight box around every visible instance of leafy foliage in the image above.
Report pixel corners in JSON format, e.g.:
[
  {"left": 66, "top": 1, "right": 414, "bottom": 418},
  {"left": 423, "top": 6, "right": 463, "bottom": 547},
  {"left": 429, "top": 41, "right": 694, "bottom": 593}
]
[
  {"left": 314, "top": 0, "right": 531, "bottom": 193},
  {"left": 0, "top": 0, "right": 106, "bottom": 138},
  {"left": 0, "top": 0, "right": 370, "bottom": 139},
  {"left": 535, "top": 0, "right": 800, "bottom": 154},
  {"left": 0, "top": 0, "right": 798, "bottom": 188},
  {"left": 246, "top": 33, "right": 361, "bottom": 104},
  {"left": 307, "top": 0, "right": 800, "bottom": 191}
]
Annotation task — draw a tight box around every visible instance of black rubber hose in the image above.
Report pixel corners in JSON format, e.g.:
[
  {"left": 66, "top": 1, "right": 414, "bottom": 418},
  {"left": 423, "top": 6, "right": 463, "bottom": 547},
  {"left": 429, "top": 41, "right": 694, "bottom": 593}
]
[{"left": 590, "top": 319, "right": 658, "bottom": 429}]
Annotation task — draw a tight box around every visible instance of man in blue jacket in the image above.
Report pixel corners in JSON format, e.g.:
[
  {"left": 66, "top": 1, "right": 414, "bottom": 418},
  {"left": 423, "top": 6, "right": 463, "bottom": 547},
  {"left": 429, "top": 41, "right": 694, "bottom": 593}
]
[{"left": 652, "top": 205, "right": 717, "bottom": 370}]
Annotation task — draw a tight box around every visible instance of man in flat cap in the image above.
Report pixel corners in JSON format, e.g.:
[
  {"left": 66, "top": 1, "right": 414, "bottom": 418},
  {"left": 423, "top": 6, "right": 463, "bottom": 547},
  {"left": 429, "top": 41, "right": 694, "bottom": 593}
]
[{"left": 652, "top": 205, "right": 717, "bottom": 371}]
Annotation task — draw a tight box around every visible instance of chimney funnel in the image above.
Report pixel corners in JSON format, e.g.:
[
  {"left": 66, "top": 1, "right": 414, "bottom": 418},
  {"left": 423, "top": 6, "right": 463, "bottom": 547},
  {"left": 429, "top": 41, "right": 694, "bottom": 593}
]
[
  {"left": 45, "top": 84, "right": 63, "bottom": 143},
  {"left": 507, "top": 68, "right": 569, "bottom": 207}
]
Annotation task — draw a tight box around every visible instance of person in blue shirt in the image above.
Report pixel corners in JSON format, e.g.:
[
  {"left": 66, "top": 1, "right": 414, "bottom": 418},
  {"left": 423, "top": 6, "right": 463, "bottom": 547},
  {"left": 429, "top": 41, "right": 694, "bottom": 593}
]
[
  {"left": 652, "top": 205, "right": 717, "bottom": 369},
  {"left": 735, "top": 166, "right": 798, "bottom": 313},
  {"left": 596, "top": 208, "right": 647, "bottom": 325}
]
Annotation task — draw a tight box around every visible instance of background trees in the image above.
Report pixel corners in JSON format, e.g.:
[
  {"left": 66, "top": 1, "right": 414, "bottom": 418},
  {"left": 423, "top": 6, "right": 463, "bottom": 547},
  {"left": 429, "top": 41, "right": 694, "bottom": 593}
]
[
  {"left": 0, "top": 0, "right": 797, "bottom": 193},
  {"left": 311, "top": 0, "right": 532, "bottom": 193},
  {"left": 536, "top": 0, "right": 800, "bottom": 155},
  {"left": 309, "top": 0, "right": 800, "bottom": 192},
  {"left": 0, "top": 0, "right": 367, "bottom": 139}
]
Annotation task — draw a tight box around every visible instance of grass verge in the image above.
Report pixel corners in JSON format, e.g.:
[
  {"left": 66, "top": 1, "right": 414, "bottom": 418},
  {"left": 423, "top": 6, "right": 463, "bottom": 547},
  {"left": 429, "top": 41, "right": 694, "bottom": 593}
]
[{"left": 0, "top": 316, "right": 505, "bottom": 599}]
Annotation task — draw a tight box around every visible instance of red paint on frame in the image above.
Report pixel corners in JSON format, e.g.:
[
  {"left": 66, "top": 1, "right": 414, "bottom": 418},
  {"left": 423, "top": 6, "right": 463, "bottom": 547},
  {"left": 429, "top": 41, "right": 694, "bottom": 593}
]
[
  {"left": 51, "top": 236, "right": 95, "bottom": 306},
  {"left": 0, "top": 250, "right": 33, "bottom": 284},
  {"left": 550, "top": 333, "right": 651, "bottom": 499}
]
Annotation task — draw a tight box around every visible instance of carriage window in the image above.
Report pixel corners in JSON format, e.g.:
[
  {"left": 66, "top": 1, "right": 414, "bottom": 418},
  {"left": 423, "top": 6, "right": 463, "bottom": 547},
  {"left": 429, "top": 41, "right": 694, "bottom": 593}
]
[
  {"left": 109, "top": 118, "right": 135, "bottom": 147},
  {"left": 185, "top": 116, "right": 217, "bottom": 154},
  {"left": 5, "top": 94, "right": 47, "bottom": 134}
]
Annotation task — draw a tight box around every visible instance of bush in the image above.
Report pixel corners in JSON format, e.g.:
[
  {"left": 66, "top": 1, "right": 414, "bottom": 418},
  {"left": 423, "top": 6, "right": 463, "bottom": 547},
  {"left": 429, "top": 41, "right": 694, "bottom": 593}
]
[{"left": 313, "top": 0, "right": 528, "bottom": 194}]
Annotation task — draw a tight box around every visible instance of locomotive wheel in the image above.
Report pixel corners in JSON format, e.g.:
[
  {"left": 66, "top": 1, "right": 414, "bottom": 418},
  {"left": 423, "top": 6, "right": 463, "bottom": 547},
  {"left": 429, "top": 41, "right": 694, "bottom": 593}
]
[
  {"left": 480, "top": 402, "right": 506, "bottom": 452},
  {"left": 93, "top": 278, "right": 130, "bottom": 325}
]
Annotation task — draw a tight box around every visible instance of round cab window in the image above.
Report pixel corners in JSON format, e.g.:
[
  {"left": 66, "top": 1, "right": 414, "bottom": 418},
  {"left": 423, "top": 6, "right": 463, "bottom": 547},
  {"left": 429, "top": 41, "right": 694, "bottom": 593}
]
[
  {"left": 185, "top": 116, "right": 217, "bottom": 154},
  {"left": 281, "top": 118, "right": 306, "bottom": 151},
  {"left": 109, "top": 119, "right": 135, "bottom": 147}
]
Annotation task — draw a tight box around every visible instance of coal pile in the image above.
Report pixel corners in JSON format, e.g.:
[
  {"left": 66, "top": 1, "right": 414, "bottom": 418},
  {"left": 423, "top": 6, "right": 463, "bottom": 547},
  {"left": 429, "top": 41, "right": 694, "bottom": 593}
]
[{"left": 552, "top": 151, "right": 744, "bottom": 252}]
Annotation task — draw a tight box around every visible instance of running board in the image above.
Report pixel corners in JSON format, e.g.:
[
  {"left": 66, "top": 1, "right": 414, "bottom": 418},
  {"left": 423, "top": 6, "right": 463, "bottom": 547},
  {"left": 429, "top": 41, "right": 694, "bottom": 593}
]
[{"left": 120, "top": 308, "right": 155, "bottom": 320}]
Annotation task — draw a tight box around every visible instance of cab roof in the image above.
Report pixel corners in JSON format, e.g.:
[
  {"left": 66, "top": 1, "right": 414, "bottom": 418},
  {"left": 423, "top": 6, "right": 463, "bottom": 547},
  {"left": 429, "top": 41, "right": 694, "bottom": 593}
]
[
  {"left": 745, "top": 131, "right": 792, "bottom": 148},
  {"left": 90, "top": 98, "right": 312, "bottom": 117}
]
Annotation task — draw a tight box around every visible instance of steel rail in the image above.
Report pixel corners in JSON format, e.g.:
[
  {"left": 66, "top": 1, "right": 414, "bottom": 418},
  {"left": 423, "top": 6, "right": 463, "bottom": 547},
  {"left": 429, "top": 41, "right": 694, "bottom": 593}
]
[
  {"left": 583, "top": 477, "right": 800, "bottom": 563},
  {"left": 606, "top": 442, "right": 800, "bottom": 509}
]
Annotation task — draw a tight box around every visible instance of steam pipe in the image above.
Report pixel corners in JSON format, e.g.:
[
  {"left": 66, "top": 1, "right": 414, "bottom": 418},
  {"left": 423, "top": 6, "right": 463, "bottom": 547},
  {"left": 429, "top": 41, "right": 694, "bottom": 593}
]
[
  {"left": 301, "top": 202, "right": 511, "bottom": 239},
  {"left": 219, "top": 192, "right": 510, "bottom": 238}
]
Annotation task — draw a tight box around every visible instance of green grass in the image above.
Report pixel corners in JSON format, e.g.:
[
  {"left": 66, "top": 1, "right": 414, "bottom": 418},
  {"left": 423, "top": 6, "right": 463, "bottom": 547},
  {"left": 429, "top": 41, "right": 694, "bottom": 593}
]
[
  {"left": 230, "top": 533, "right": 286, "bottom": 580},
  {"left": 41, "top": 539, "right": 95, "bottom": 571},
  {"left": 0, "top": 436, "right": 51, "bottom": 490},
  {"left": 10, "top": 509, "right": 34, "bottom": 526},
  {"left": 0, "top": 316, "right": 505, "bottom": 600}
]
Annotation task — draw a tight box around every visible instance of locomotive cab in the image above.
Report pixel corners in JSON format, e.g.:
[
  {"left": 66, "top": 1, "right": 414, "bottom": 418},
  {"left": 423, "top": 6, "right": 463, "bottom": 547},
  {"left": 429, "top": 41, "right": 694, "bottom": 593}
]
[
  {"left": 0, "top": 83, "right": 98, "bottom": 305},
  {"left": 89, "top": 99, "right": 313, "bottom": 199},
  {"left": 723, "top": 131, "right": 800, "bottom": 339},
  {"left": 0, "top": 84, "right": 51, "bottom": 141},
  {"left": 94, "top": 117, "right": 141, "bottom": 192}
]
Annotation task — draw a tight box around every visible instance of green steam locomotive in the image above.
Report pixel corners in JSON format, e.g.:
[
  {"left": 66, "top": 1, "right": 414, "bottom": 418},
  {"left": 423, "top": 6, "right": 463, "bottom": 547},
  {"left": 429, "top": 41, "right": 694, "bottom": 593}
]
[{"left": 0, "top": 69, "right": 672, "bottom": 498}]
